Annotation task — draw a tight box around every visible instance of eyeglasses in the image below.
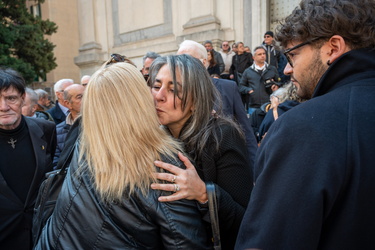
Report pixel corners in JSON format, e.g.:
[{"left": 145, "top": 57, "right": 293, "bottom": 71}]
[
  {"left": 107, "top": 53, "right": 136, "bottom": 67},
  {"left": 264, "top": 35, "right": 272, "bottom": 38},
  {"left": 222, "top": 44, "right": 229, "bottom": 46},
  {"left": 283, "top": 37, "right": 322, "bottom": 67}
]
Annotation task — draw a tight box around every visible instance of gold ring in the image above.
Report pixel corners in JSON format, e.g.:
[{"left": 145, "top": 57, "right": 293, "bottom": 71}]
[{"left": 171, "top": 175, "right": 177, "bottom": 183}]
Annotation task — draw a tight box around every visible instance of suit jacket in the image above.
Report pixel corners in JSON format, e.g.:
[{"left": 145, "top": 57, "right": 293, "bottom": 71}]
[
  {"left": 0, "top": 117, "right": 56, "bottom": 250},
  {"left": 212, "top": 78, "right": 257, "bottom": 168},
  {"left": 46, "top": 101, "right": 66, "bottom": 124}
]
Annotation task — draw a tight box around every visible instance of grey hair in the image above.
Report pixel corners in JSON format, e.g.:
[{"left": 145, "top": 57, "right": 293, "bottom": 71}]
[
  {"left": 272, "top": 82, "right": 307, "bottom": 103},
  {"left": 149, "top": 54, "right": 242, "bottom": 158},
  {"left": 204, "top": 40, "right": 213, "bottom": 46},
  {"left": 142, "top": 51, "right": 161, "bottom": 64},
  {"left": 253, "top": 45, "right": 266, "bottom": 54},
  {"left": 63, "top": 87, "right": 73, "bottom": 102},
  {"left": 34, "top": 89, "right": 48, "bottom": 100},
  {"left": 54, "top": 79, "right": 74, "bottom": 93},
  {"left": 25, "top": 87, "right": 38, "bottom": 105},
  {"left": 178, "top": 40, "right": 208, "bottom": 60}
]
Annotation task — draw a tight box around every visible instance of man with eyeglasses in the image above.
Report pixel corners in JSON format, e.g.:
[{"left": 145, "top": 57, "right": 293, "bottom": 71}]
[
  {"left": 219, "top": 41, "right": 236, "bottom": 80},
  {"left": 236, "top": 0, "right": 375, "bottom": 249},
  {"left": 46, "top": 79, "right": 73, "bottom": 124},
  {"left": 0, "top": 68, "right": 56, "bottom": 249}
]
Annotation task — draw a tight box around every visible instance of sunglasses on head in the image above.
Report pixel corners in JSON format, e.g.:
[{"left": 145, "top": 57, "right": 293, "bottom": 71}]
[{"left": 107, "top": 53, "right": 136, "bottom": 67}]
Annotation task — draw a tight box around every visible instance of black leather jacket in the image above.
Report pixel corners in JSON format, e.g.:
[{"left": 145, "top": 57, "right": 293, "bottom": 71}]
[{"left": 35, "top": 149, "right": 211, "bottom": 249}]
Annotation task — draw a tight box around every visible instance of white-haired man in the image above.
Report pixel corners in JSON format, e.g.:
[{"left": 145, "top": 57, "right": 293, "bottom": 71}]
[{"left": 46, "top": 79, "right": 73, "bottom": 124}]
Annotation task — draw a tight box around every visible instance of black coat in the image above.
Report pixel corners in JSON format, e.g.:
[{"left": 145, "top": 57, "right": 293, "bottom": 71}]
[
  {"left": 236, "top": 48, "right": 375, "bottom": 249},
  {"left": 46, "top": 101, "right": 66, "bottom": 124},
  {"left": 36, "top": 148, "right": 211, "bottom": 249},
  {"left": 212, "top": 78, "right": 257, "bottom": 167},
  {"left": 52, "top": 121, "right": 71, "bottom": 168},
  {"left": 191, "top": 122, "right": 253, "bottom": 250},
  {"left": 239, "top": 64, "right": 279, "bottom": 108},
  {"left": 230, "top": 52, "right": 253, "bottom": 84},
  {"left": 0, "top": 117, "right": 56, "bottom": 250}
]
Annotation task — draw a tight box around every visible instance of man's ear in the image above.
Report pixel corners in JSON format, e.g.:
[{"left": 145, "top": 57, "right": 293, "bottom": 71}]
[
  {"left": 21, "top": 93, "right": 25, "bottom": 106},
  {"left": 325, "top": 35, "right": 350, "bottom": 65},
  {"left": 63, "top": 99, "right": 71, "bottom": 109},
  {"left": 32, "top": 104, "right": 38, "bottom": 114}
]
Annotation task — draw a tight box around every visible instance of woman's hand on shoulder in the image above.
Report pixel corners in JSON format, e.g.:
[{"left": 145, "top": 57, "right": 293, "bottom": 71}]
[{"left": 151, "top": 152, "right": 208, "bottom": 203}]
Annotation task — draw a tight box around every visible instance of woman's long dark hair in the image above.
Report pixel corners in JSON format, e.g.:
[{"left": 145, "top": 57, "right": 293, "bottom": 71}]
[{"left": 149, "top": 54, "right": 243, "bottom": 161}]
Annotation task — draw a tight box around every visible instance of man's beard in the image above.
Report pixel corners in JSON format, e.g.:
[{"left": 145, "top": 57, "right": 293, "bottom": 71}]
[{"left": 294, "top": 51, "right": 329, "bottom": 100}]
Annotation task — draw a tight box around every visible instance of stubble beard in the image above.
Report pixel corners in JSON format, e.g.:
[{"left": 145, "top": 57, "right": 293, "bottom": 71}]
[{"left": 295, "top": 51, "right": 329, "bottom": 100}]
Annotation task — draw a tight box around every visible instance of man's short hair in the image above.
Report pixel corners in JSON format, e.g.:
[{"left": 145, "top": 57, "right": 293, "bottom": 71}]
[
  {"left": 276, "top": 0, "right": 375, "bottom": 50},
  {"left": 34, "top": 89, "right": 48, "bottom": 100},
  {"left": 253, "top": 46, "right": 267, "bottom": 54},
  {"left": 204, "top": 40, "right": 213, "bottom": 46},
  {"left": 63, "top": 86, "right": 74, "bottom": 102},
  {"left": 53, "top": 79, "right": 74, "bottom": 93},
  {"left": 0, "top": 67, "right": 25, "bottom": 95},
  {"left": 25, "top": 88, "right": 38, "bottom": 105},
  {"left": 143, "top": 52, "right": 161, "bottom": 64}
]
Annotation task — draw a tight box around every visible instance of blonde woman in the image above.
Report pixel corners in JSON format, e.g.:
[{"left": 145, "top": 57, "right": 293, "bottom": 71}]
[{"left": 35, "top": 61, "right": 211, "bottom": 249}]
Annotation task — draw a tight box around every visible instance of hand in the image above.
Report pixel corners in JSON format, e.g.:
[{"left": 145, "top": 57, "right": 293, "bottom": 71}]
[
  {"left": 248, "top": 90, "right": 254, "bottom": 94},
  {"left": 271, "top": 84, "right": 279, "bottom": 92},
  {"left": 270, "top": 95, "right": 280, "bottom": 109},
  {"left": 151, "top": 152, "right": 207, "bottom": 203},
  {"left": 229, "top": 74, "right": 234, "bottom": 79}
]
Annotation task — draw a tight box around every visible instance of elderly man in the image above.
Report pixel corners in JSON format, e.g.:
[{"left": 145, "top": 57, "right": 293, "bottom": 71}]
[
  {"left": 0, "top": 68, "right": 56, "bottom": 250},
  {"left": 236, "top": 0, "right": 375, "bottom": 249},
  {"left": 34, "top": 89, "right": 49, "bottom": 111},
  {"left": 80, "top": 75, "right": 90, "bottom": 87},
  {"left": 53, "top": 84, "right": 85, "bottom": 168},
  {"left": 219, "top": 41, "right": 235, "bottom": 79},
  {"left": 22, "top": 88, "right": 53, "bottom": 121},
  {"left": 47, "top": 79, "right": 73, "bottom": 124}
]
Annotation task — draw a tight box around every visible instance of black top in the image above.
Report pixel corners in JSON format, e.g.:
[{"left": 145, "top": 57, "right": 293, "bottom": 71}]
[{"left": 0, "top": 117, "right": 36, "bottom": 202}]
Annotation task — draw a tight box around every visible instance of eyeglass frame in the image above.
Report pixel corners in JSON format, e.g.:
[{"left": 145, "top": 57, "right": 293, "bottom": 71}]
[{"left": 283, "top": 37, "right": 323, "bottom": 67}]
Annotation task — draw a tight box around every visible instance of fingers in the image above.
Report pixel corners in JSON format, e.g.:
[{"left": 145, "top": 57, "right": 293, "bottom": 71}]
[
  {"left": 153, "top": 172, "right": 178, "bottom": 183},
  {"left": 158, "top": 192, "right": 185, "bottom": 202},
  {"left": 177, "top": 152, "right": 195, "bottom": 170},
  {"left": 150, "top": 183, "right": 187, "bottom": 202},
  {"left": 154, "top": 160, "right": 182, "bottom": 175}
]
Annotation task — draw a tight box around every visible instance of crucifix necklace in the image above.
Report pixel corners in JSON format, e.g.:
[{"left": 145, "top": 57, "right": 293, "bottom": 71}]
[{"left": 8, "top": 138, "right": 17, "bottom": 149}]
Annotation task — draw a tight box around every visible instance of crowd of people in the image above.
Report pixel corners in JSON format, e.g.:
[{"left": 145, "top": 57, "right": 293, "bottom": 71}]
[{"left": 0, "top": 0, "right": 375, "bottom": 249}]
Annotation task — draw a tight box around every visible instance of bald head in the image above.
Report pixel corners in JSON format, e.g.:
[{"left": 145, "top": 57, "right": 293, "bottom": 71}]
[
  {"left": 81, "top": 75, "right": 90, "bottom": 87},
  {"left": 177, "top": 40, "right": 208, "bottom": 67},
  {"left": 63, "top": 84, "right": 85, "bottom": 120}
]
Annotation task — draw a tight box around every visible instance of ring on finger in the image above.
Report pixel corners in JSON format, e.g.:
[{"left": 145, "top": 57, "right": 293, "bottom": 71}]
[
  {"left": 174, "top": 184, "right": 180, "bottom": 192},
  {"left": 171, "top": 175, "right": 177, "bottom": 183}
]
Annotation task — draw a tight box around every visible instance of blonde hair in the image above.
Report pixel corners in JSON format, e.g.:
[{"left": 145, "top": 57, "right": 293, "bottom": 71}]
[{"left": 80, "top": 62, "right": 182, "bottom": 201}]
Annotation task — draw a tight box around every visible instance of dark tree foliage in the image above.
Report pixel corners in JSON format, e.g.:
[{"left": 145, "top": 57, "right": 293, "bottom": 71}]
[{"left": 0, "top": 0, "right": 57, "bottom": 84}]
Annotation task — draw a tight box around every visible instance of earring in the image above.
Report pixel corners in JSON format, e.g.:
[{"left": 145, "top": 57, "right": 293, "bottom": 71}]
[{"left": 327, "top": 60, "right": 331, "bottom": 66}]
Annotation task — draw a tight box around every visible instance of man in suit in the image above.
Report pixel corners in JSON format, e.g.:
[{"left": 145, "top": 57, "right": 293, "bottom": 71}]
[
  {"left": 0, "top": 68, "right": 57, "bottom": 250},
  {"left": 177, "top": 40, "right": 257, "bottom": 168},
  {"left": 47, "top": 78, "right": 73, "bottom": 124}
]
